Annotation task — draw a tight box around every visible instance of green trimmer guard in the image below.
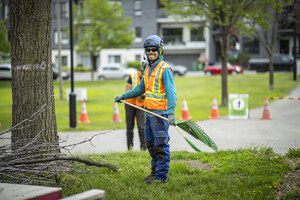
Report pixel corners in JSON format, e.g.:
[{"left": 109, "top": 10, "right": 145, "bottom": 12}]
[{"left": 176, "top": 120, "right": 218, "bottom": 152}]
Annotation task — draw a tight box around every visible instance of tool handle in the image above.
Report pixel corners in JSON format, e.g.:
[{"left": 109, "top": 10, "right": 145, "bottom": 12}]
[
  {"left": 121, "top": 100, "right": 168, "bottom": 121},
  {"left": 120, "top": 100, "right": 186, "bottom": 137}
]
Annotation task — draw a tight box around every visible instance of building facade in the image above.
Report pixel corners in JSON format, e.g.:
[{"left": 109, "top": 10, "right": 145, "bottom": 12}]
[
  {"left": 1, "top": 0, "right": 299, "bottom": 70},
  {"left": 102, "top": 0, "right": 207, "bottom": 71}
]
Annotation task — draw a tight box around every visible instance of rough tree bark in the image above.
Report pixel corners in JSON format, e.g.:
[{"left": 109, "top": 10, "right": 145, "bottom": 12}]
[
  {"left": 220, "top": 31, "right": 229, "bottom": 106},
  {"left": 9, "top": 0, "right": 59, "bottom": 155}
]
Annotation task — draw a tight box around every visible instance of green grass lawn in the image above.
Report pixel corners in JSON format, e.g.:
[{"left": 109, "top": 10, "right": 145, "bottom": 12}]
[
  {"left": 0, "top": 73, "right": 299, "bottom": 132},
  {"left": 58, "top": 147, "right": 299, "bottom": 200},
  {"left": 1, "top": 73, "right": 299, "bottom": 199}
]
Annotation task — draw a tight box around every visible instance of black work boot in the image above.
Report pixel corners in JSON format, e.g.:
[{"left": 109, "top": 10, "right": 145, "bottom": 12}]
[
  {"left": 144, "top": 171, "right": 155, "bottom": 180},
  {"left": 145, "top": 177, "right": 168, "bottom": 185},
  {"left": 144, "top": 165, "right": 156, "bottom": 180}
]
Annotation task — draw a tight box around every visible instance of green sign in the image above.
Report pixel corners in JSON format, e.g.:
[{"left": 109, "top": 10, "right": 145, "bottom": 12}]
[{"left": 228, "top": 94, "right": 249, "bottom": 119}]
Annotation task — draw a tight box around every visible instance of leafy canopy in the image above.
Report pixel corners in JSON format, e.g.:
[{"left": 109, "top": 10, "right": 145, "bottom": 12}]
[
  {"left": 74, "top": 0, "right": 134, "bottom": 53},
  {"left": 0, "top": 20, "right": 10, "bottom": 55},
  {"left": 160, "top": 0, "right": 285, "bottom": 38}
]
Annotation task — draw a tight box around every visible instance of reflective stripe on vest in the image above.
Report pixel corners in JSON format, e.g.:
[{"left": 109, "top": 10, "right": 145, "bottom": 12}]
[
  {"left": 144, "top": 61, "right": 171, "bottom": 110},
  {"left": 126, "top": 72, "right": 144, "bottom": 107}
]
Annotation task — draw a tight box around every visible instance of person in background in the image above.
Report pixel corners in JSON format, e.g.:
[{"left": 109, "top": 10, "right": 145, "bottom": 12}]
[
  {"left": 124, "top": 60, "right": 148, "bottom": 150},
  {"left": 115, "top": 35, "right": 177, "bottom": 184}
]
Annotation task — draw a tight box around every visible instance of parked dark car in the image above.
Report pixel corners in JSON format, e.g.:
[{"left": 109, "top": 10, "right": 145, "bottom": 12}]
[
  {"left": 248, "top": 54, "right": 294, "bottom": 72},
  {"left": 204, "top": 62, "right": 243, "bottom": 75},
  {"left": 166, "top": 61, "right": 188, "bottom": 76},
  {"left": 52, "top": 67, "right": 70, "bottom": 80}
]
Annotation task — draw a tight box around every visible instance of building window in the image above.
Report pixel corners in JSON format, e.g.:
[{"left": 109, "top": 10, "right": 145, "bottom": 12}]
[
  {"left": 61, "top": 56, "right": 68, "bottom": 66},
  {"left": 55, "top": 55, "right": 68, "bottom": 68},
  {"left": 135, "top": 27, "right": 142, "bottom": 38},
  {"left": 61, "top": 2, "right": 69, "bottom": 18},
  {"left": 133, "top": 0, "right": 142, "bottom": 16},
  {"left": 4, "top": 5, "right": 9, "bottom": 20},
  {"left": 135, "top": 55, "right": 141, "bottom": 61},
  {"left": 162, "top": 28, "right": 183, "bottom": 45},
  {"left": 81, "top": 55, "right": 91, "bottom": 69},
  {"left": 191, "top": 27, "right": 204, "bottom": 41},
  {"left": 242, "top": 38, "right": 260, "bottom": 54},
  {"left": 61, "top": 30, "right": 69, "bottom": 45},
  {"left": 109, "top": 55, "right": 121, "bottom": 63},
  {"left": 134, "top": 27, "right": 142, "bottom": 43},
  {"left": 54, "top": 29, "right": 69, "bottom": 45}
]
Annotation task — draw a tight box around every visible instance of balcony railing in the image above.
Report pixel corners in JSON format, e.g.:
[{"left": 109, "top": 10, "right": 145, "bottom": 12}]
[{"left": 163, "top": 35, "right": 184, "bottom": 45}]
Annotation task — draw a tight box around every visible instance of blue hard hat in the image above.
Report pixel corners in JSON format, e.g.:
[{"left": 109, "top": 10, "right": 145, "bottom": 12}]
[{"left": 143, "top": 35, "right": 164, "bottom": 48}]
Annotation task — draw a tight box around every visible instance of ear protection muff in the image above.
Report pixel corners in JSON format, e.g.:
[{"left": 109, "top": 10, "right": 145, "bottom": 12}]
[{"left": 159, "top": 48, "right": 163, "bottom": 56}]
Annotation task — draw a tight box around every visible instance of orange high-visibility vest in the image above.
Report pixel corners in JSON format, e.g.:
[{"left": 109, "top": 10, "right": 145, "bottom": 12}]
[
  {"left": 126, "top": 72, "right": 144, "bottom": 107},
  {"left": 143, "top": 61, "right": 172, "bottom": 110}
]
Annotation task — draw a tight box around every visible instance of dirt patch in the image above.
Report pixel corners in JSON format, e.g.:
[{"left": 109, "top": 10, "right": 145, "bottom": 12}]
[
  {"left": 175, "top": 160, "right": 213, "bottom": 170},
  {"left": 275, "top": 158, "right": 300, "bottom": 200}
]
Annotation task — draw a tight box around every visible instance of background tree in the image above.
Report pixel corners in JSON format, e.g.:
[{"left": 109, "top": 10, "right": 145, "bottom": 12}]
[
  {"left": 9, "top": 0, "right": 59, "bottom": 155},
  {"left": 74, "top": 0, "right": 134, "bottom": 81},
  {"left": 0, "top": 19, "right": 10, "bottom": 62},
  {"left": 160, "top": 0, "right": 281, "bottom": 106},
  {"left": 249, "top": 0, "right": 293, "bottom": 90}
]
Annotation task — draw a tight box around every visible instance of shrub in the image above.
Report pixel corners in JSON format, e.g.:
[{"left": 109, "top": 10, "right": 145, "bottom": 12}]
[
  {"left": 62, "top": 66, "right": 70, "bottom": 72},
  {"left": 229, "top": 51, "right": 251, "bottom": 69},
  {"left": 285, "top": 148, "right": 300, "bottom": 158},
  {"left": 75, "top": 66, "right": 90, "bottom": 72},
  {"left": 126, "top": 61, "right": 141, "bottom": 70}
]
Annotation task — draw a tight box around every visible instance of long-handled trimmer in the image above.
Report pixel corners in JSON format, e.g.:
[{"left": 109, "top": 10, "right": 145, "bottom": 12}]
[{"left": 120, "top": 100, "right": 218, "bottom": 152}]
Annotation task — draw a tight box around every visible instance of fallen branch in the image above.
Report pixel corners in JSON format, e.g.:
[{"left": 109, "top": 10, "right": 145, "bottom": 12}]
[{"left": 6, "top": 156, "right": 120, "bottom": 172}]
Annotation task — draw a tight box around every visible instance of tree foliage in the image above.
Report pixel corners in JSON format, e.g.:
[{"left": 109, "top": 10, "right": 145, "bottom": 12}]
[
  {"left": 0, "top": 20, "right": 10, "bottom": 60},
  {"left": 160, "top": 0, "right": 283, "bottom": 105},
  {"left": 74, "top": 0, "right": 134, "bottom": 81},
  {"left": 247, "top": 0, "right": 293, "bottom": 90},
  {"left": 74, "top": 0, "right": 134, "bottom": 52}
]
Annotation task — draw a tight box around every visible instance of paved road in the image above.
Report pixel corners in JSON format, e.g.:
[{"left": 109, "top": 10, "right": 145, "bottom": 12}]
[
  {"left": 72, "top": 70, "right": 258, "bottom": 81},
  {"left": 72, "top": 71, "right": 206, "bottom": 81},
  {"left": 59, "top": 85, "right": 300, "bottom": 155}
]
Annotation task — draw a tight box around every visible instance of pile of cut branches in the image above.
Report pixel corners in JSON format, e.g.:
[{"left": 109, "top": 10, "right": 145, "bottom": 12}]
[{"left": 0, "top": 129, "right": 119, "bottom": 186}]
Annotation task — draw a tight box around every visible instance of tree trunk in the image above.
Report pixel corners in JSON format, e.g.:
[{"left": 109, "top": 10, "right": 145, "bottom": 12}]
[
  {"left": 269, "top": 53, "right": 274, "bottom": 90},
  {"left": 220, "top": 32, "right": 229, "bottom": 106},
  {"left": 9, "top": 0, "right": 59, "bottom": 155},
  {"left": 56, "top": 0, "right": 64, "bottom": 100},
  {"left": 90, "top": 51, "right": 95, "bottom": 82}
]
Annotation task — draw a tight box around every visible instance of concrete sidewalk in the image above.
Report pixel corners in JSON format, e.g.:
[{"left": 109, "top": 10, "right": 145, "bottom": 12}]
[{"left": 59, "top": 85, "right": 300, "bottom": 155}]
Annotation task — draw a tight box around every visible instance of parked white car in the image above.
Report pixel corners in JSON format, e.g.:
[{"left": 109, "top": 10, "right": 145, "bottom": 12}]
[
  {"left": 0, "top": 63, "right": 12, "bottom": 80},
  {"left": 96, "top": 63, "right": 137, "bottom": 80}
]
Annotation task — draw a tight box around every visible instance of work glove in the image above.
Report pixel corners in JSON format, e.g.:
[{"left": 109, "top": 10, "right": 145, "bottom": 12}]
[
  {"left": 114, "top": 95, "right": 124, "bottom": 103},
  {"left": 168, "top": 114, "right": 176, "bottom": 126}
]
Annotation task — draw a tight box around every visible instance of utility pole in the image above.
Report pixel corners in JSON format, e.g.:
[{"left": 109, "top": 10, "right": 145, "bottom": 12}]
[
  {"left": 293, "top": 0, "right": 297, "bottom": 81},
  {"left": 69, "top": 0, "right": 77, "bottom": 128}
]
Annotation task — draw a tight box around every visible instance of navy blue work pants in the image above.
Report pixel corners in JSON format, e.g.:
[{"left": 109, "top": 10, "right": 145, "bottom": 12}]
[{"left": 145, "top": 113, "right": 170, "bottom": 181}]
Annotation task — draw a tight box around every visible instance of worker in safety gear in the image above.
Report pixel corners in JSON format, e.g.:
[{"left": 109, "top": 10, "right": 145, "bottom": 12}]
[
  {"left": 115, "top": 35, "right": 177, "bottom": 184},
  {"left": 124, "top": 60, "right": 148, "bottom": 150}
]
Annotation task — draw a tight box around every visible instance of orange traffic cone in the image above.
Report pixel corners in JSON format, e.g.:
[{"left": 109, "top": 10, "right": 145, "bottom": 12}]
[
  {"left": 180, "top": 98, "right": 192, "bottom": 120},
  {"left": 209, "top": 97, "right": 220, "bottom": 119},
  {"left": 111, "top": 103, "right": 122, "bottom": 123},
  {"left": 261, "top": 97, "right": 272, "bottom": 120},
  {"left": 79, "top": 101, "right": 90, "bottom": 124}
]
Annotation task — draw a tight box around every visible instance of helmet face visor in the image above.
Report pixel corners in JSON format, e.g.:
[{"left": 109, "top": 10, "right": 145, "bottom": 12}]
[
  {"left": 143, "top": 35, "right": 164, "bottom": 48},
  {"left": 143, "top": 39, "right": 160, "bottom": 48}
]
